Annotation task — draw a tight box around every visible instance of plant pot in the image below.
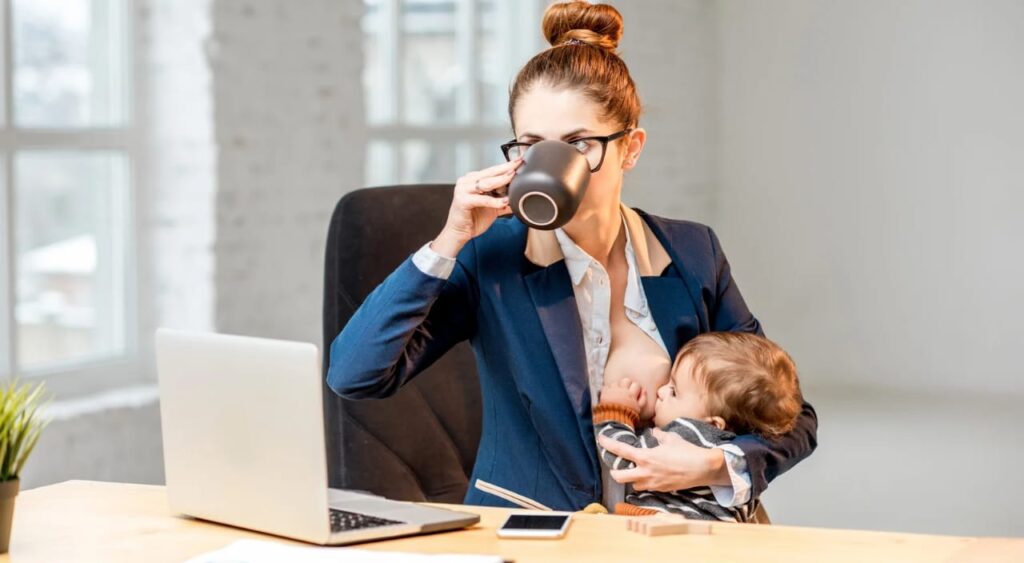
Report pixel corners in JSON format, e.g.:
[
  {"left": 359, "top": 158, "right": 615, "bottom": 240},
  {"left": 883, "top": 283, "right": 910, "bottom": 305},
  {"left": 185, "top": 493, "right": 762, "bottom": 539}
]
[{"left": 0, "top": 478, "right": 19, "bottom": 554}]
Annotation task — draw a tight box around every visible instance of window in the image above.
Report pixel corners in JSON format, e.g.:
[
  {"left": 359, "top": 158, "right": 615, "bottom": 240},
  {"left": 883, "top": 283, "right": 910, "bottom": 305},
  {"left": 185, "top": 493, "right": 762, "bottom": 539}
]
[
  {"left": 362, "top": 0, "right": 545, "bottom": 186},
  {"left": 0, "top": 0, "right": 136, "bottom": 388}
]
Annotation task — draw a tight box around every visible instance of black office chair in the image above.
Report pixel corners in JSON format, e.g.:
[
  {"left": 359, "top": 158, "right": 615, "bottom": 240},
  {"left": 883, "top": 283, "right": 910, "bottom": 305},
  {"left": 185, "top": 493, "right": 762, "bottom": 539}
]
[{"left": 321, "top": 184, "right": 482, "bottom": 504}]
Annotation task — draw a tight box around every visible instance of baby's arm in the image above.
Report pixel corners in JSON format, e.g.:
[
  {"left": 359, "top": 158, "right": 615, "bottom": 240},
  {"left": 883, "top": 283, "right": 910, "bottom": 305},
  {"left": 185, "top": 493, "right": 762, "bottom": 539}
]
[{"left": 593, "top": 378, "right": 650, "bottom": 471}]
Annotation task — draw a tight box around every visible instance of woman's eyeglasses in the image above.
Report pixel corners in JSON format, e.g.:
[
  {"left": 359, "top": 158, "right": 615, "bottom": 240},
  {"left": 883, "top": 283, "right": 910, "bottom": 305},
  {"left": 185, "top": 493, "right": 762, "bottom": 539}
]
[{"left": 500, "top": 128, "right": 634, "bottom": 173}]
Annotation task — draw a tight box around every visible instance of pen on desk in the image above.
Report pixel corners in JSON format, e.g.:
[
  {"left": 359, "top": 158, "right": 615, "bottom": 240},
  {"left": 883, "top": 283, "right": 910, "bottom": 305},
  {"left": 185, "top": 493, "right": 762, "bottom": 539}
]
[{"left": 473, "top": 479, "right": 551, "bottom": 511}]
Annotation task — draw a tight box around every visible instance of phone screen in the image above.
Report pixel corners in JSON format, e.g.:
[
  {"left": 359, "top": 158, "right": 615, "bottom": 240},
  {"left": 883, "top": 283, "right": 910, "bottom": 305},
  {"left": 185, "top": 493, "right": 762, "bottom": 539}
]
[{"left": 500, "top": 514, "right": 570, "bottom": 530}]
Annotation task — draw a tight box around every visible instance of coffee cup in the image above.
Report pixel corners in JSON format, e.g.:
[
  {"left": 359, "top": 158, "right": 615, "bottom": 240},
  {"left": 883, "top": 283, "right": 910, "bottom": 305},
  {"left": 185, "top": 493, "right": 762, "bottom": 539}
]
[{"left": 507, "top": 140, "right": 591, "bottom": 230}]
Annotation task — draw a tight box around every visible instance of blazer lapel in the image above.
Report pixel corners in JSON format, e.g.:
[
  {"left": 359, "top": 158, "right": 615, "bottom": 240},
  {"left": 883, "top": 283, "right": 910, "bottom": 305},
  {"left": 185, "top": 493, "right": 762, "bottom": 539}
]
[
  {"left": 522, "top": 262, "right": 591, "bottom": 417},
  {"left": 642, "top": 275, "right": 702, "bottom": 359},
  {"left": 521, "top": 228, "right": 600, "bottom": 501},
  {"left": 625, "top": 205, "right": 706, "bottom": 357},
  {"left": 635, "top": 209, "right": 710, "bottom": 334}
]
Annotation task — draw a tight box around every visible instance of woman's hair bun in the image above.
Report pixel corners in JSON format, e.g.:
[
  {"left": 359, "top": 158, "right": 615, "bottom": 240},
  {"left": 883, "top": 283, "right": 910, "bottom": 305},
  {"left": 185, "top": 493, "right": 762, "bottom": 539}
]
[{"left": 542, "top": 1, "right": 624, "bottom": 53}]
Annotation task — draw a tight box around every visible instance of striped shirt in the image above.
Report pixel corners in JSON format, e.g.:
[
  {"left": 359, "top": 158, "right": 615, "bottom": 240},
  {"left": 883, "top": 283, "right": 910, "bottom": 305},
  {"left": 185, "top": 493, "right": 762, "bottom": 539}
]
[{"left": 594, "top": 407, "right": 757, "bottom": 522}]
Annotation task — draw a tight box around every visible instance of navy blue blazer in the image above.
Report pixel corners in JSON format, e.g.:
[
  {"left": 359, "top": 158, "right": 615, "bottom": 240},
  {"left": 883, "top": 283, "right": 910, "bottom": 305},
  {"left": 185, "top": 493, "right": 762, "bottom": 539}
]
[{"left": 327, "top": 208, "right": 818, "bottom": 510}]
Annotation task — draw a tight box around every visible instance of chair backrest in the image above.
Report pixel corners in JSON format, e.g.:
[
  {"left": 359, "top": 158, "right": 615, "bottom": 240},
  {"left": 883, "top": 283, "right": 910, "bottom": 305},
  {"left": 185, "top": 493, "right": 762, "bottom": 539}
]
[{"left": 321, "top": 184, "right": 482, "bottom": 503}]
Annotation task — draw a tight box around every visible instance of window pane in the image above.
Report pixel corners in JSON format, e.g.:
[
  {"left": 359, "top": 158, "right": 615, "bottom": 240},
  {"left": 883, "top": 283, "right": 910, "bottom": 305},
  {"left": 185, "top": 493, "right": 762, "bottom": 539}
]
[
  {"left": 366, "top": 140, "right": 397, "bottom": 187},
  {"left": 454, "top": 143, "right": 473, "bottom": 178},
  {"left": 363, "top": 0, "right": 395, "bottom": 125},
  {"left": 401, "top": 140, "right": 462, "bottom": 183},
  {"left": 402, "top": 0, "right": 460, "bottom": 125},
  {"left": 15, "top": 151, "right": 129, "bottom": 369},
  {"left": 480, "top": 138, "right": 508, "bottom": 168},
  {"left": 479, "top": 0, "right": 543, "bottom": 126},
  {"left": 478, "top": 0, "right": 506, "bottom": 125},
  {"left": 13, "top": 0, "right": 128, "bottom": 127}
]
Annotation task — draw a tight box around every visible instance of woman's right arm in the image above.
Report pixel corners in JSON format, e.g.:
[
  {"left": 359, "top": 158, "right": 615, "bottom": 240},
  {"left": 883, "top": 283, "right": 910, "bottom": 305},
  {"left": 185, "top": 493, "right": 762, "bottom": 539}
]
[{"left": 326, "top": 157, "right": 523, "bottom": 399}]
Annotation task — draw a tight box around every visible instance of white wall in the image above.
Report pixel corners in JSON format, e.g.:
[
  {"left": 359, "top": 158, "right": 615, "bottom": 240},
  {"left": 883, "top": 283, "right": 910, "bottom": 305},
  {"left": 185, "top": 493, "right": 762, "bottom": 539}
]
[
  {"left": 715, "top": 0, "right": 1024, "bottom": 396},
  {"left": 142, "top": 0, "right": 217, "bottom": 336},
  {"left": 713, "top": 0, "right": 1024, "bottom": 537},
  {"left": 616, "top": 0, "right": 717, "bottom": 224},
  {"left": 209, "top": 0, "right": 365, "bottom": 345}
]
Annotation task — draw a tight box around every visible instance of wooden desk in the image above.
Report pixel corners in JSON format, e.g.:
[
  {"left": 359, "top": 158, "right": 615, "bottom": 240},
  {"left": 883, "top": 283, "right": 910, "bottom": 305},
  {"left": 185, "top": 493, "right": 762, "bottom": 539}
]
[{"left": 2, "top": 481, "right": 1020, "bottom": 562}]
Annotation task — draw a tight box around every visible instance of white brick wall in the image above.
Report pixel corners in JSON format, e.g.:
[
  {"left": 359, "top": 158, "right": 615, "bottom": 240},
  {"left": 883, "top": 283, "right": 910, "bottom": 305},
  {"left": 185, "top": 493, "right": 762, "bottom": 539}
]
[
  {"left": 209, "top": 0, "right": 366, "bottom": 345},
  {"left": 139, "top": 0, "right": 217, "bottom": 337},
  {"left": 616, "top": 0, "right": 717, "bottom": 224}
]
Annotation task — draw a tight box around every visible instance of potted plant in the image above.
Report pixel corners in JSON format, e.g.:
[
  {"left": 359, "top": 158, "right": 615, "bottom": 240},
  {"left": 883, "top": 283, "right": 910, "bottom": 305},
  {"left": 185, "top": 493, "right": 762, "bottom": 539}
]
[{"left": 0, "top": 379, "right": 48, "bottom": 554}]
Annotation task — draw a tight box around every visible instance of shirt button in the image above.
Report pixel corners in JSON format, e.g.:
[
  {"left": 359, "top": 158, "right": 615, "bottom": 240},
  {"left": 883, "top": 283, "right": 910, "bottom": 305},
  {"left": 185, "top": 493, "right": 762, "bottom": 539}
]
[{"left": 596, "top": 335, "right": 604, "bottom": 344}]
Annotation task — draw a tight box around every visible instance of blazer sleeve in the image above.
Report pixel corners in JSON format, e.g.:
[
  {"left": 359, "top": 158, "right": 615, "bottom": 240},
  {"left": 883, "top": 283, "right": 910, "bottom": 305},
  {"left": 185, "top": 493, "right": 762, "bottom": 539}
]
[
  {"left": 325, "top": 240, "right": 479, "bottom": 399},
  {"left": 706, "top": 226, "right": 819, "bottom": 499}
]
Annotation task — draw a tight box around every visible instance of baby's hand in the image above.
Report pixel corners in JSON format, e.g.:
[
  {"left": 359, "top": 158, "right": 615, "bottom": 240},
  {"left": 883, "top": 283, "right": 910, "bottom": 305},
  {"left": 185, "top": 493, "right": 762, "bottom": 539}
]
[{"left": 599, "top": 377, "right": 647, "bottom": 414}]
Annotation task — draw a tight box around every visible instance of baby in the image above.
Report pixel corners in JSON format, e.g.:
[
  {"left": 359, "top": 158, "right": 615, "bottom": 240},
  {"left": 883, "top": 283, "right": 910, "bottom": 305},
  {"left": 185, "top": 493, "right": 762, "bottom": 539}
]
[{"left": 594, "top": 331, "right": 803, "bottom": 522}]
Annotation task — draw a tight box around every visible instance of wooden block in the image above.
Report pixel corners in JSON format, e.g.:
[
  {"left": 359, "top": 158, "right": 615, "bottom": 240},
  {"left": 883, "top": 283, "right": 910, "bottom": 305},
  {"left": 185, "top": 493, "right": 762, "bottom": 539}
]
[
  {"left": 682, "top": 521, "right": 712, "bottom": 535},
  {"left": 646, "top": 521, "right": 692, "bottom": 536},
  {"left": 625, "top": 515, "right": 714, "bottom": 536}
]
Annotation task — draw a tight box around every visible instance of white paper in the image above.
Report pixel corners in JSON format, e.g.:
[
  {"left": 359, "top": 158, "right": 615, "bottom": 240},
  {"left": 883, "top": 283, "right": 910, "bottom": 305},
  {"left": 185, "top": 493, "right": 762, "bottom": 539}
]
[{"left": 183, "top": 539, "right": 504, "bottom": 563}]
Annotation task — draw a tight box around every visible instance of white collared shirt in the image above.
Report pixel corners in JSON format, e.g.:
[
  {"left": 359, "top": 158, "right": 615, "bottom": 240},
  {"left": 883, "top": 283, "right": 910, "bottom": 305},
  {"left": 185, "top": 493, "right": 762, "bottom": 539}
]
[
  {"left": 552, "top": 215, "right": 667, "bottom": 406},
  {"left": 412, "top": 216, "right": 751, "bottom": 510}
]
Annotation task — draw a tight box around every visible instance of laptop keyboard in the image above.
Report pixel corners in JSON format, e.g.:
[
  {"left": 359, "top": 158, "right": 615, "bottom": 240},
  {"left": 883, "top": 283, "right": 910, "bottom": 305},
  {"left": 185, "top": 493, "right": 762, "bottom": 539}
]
[{"left": 329, "top": 508, "right": 405, "bottom": 533}]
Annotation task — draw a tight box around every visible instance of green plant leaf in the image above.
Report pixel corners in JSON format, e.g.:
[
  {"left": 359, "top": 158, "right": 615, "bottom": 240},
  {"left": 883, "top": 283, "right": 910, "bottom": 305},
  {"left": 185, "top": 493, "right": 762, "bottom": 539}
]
[{"left": 0, "top": 379, "right": 49, "bottom": 481}]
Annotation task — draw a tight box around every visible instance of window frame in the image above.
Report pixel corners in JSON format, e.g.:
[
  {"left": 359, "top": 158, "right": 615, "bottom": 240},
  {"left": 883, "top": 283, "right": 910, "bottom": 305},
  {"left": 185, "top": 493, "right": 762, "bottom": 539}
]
[
  {"left": 0, "top": 0, "right": 144, "bottom": 398},
  {"left": 364, "top": 0, "right": 545, "bottom": 184}
]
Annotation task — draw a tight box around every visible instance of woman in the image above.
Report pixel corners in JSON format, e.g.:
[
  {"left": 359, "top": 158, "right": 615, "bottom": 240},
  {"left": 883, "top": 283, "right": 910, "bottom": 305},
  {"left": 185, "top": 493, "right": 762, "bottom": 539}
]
[{"left": 328, "top": 0, "right": 817, "bottom": 512}]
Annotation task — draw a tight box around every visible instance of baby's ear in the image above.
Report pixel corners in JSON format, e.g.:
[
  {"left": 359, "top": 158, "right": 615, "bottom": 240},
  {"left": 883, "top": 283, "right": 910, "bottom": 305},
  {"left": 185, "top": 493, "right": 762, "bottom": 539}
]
[{"left": 706, "top": 416, "right": 727, "bottom": 430}]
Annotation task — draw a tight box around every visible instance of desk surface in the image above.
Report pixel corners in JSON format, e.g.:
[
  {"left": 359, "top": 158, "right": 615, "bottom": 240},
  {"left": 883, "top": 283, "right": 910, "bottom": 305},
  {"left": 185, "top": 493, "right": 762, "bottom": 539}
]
[{"left": 2, "top": 481, "right": 1021, "bottom": 562}]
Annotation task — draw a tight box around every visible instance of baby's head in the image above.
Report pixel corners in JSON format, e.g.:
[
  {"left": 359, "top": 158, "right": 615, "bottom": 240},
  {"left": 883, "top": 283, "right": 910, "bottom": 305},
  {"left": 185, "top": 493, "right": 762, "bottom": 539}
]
[{"left": 654, "top": 332, "right": 803, "bottom": 439}]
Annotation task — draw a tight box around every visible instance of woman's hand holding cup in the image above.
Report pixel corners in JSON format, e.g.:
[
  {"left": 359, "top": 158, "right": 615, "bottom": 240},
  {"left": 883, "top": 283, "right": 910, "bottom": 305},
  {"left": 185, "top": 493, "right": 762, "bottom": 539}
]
[{"left": 431, "top": 157, "right": 524, "bottom": 258}]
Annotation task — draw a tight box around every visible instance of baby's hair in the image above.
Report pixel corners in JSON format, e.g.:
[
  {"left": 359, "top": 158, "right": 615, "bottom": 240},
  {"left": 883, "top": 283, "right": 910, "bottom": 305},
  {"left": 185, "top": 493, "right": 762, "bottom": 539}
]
[{"left": 672, "top": 332, "right": 803, "bottom": 440}]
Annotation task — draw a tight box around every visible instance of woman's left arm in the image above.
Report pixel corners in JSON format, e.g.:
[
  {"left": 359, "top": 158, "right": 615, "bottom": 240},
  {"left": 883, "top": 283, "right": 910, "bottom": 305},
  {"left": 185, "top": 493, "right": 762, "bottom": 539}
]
[{"left": 601, "top": 226, "right": 819, "bottom": 498}]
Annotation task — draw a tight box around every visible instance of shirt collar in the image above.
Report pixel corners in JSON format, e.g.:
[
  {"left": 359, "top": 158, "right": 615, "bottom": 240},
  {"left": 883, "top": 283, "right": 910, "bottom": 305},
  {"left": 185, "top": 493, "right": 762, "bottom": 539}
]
[
  {"left": 621, "top": 219, "right": 649, "bottom": 315},
  {"left": 553, "top": 227, "right": 593, "bottom": 286},
  {"left": 525, "top": 204, "right": 672, "bottom": 276},
  {"left": 552, "top": 213, "right": 650, "bottom": 315}
]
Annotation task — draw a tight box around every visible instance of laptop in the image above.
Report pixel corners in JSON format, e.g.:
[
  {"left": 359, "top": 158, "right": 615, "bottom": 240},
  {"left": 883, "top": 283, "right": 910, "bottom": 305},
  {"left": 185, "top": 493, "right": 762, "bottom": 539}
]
[{"left": 154, "top": 328, "right": 480, "bottom": 545}]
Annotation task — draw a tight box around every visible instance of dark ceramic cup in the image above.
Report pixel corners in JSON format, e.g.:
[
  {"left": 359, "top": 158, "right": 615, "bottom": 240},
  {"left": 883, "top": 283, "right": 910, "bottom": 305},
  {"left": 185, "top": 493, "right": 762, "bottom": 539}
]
[{"left": 507, "top": 140, "right": 591, "bottom": 230}]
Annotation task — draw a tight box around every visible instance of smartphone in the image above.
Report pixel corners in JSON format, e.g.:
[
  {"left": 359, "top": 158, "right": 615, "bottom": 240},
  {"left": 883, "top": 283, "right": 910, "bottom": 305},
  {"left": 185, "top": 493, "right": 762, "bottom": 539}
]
[{"left": 495, "top": 511, "right": 573, "bottom": 539}]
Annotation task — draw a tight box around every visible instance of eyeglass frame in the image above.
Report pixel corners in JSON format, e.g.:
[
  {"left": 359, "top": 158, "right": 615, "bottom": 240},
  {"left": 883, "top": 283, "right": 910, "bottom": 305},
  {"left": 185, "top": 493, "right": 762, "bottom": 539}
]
[{"left": 500, "top": 128, "right": 634, "bottom": 173}]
